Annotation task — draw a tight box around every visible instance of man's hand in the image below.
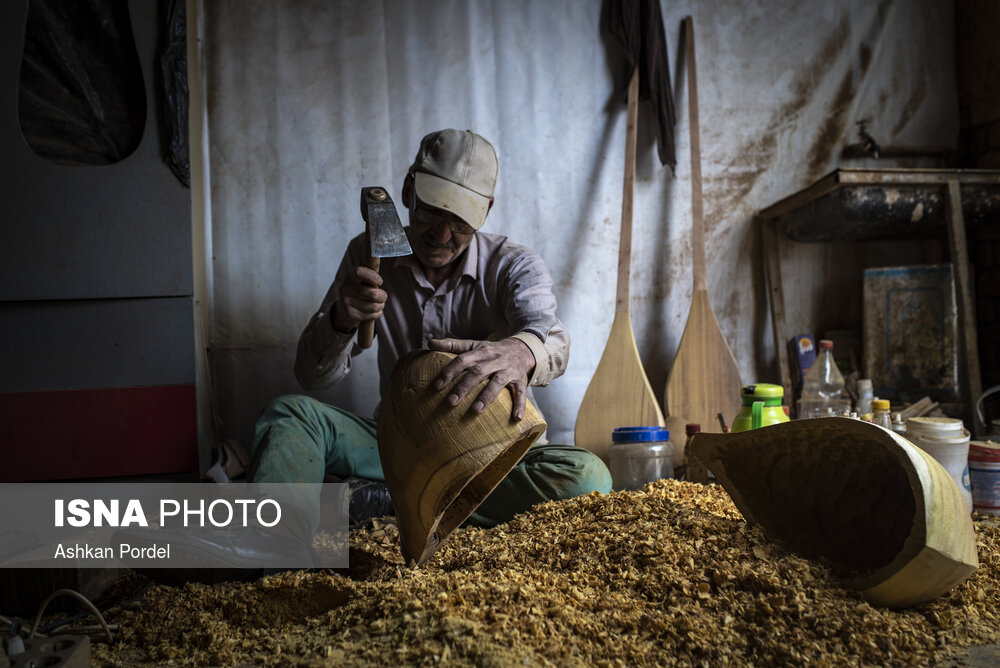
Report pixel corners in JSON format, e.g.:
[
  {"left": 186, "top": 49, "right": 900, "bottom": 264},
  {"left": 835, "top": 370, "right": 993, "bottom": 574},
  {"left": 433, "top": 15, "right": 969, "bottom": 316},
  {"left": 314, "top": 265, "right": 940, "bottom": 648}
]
[
  {"left": 333, "top": 266, "right": 387, "bottom": 332},
  {"left": 428, "top": 337, "right": 536, "bottom": 421}
]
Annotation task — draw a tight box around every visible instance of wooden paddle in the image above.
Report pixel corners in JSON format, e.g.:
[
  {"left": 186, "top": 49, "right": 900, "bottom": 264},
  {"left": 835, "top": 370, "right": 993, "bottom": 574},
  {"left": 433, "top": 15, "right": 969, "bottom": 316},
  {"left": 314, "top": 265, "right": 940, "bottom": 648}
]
[
  {"left": 664, "top": 17, "right": 742, "bottom": 435},
  {"left": 575, "top": 68, "right": 665, "bottom": 464}
]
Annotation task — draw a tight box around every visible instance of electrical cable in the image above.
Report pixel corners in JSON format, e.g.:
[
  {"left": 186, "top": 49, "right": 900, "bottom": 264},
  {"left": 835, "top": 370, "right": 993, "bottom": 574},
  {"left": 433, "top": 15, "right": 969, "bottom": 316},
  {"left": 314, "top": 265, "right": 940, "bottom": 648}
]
[
  {"left": 37, "top": 611, "right": 89, "bottom": 634},
  {"left": 27, "top": 589, "right": 113, "bottom": 644}
]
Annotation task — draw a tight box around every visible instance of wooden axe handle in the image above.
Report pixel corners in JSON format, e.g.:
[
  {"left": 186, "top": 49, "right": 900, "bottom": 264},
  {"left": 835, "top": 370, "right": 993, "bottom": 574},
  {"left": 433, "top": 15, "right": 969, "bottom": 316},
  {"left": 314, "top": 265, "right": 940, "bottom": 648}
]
[{"left": 358, "top": 255, "right": 380, "bottom": 349}]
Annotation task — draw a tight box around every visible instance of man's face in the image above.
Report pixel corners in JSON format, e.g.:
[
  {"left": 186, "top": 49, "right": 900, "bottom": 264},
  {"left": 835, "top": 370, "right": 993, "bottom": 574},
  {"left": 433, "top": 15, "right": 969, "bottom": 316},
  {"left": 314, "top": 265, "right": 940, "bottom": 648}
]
[{"left": 408, "top": 198, "right": 476, "bottom": 269}]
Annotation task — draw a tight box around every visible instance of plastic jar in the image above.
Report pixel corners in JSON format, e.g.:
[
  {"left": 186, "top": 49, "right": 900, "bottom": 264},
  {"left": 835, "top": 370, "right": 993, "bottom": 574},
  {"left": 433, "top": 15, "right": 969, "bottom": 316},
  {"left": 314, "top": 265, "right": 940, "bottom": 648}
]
[
  {"left": 608, "top": 427, "right": 673, "bottom": 491},
  {"left": 731, "top": 383, "right": 790, "bottom": 432},
  {"left": 969, "top": 440, "right": 1000, "bottom": 516},
  {"left": 906, "top": 417, "right": 972, "bottom": 513},
  {"left": 871, "top": 399, "right": 892, "bottom": 430}
]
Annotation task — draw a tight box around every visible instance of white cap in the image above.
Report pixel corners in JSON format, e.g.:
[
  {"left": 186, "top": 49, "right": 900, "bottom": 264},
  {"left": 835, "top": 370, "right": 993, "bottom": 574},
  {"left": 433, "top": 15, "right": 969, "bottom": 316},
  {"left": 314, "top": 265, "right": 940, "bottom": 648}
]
[{"left": 409, "top": 129, "right": 498, "bottom": 230}]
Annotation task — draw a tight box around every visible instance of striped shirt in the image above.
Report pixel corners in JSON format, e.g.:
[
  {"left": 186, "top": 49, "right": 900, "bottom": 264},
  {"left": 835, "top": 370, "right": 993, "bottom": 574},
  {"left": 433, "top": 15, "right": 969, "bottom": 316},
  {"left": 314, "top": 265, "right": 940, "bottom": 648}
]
[{"left": 295, "top": 229, "right": 570, "bottom": 409}]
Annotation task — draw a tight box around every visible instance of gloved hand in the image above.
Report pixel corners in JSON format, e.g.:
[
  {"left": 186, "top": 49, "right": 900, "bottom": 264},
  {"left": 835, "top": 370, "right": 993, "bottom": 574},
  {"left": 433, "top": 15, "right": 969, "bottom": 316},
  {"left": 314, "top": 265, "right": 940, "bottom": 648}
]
[
  {"left": 333, "top": 266, "right": 387, "bottom": 332},
  {"left": 427, "top": 337, "right": 536, "bottom": 421}
]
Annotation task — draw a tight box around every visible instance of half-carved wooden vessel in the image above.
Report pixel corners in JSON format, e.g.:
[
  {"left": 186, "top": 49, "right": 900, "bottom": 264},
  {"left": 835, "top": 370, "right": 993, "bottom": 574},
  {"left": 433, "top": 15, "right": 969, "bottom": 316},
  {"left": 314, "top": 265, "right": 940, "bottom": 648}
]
[
  {"left": 378, "top": 350, "right": 546, "bottom": 566},
  {"left": 689, "top": 417, "right": 978, "bottom": 608}
]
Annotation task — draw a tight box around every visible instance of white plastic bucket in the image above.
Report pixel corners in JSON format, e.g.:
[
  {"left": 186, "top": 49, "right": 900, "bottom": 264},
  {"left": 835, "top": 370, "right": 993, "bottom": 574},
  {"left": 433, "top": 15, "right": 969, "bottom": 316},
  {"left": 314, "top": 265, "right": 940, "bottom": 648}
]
[
  {"left": 906, "top": 417, "right": 965, "bottom": 439},
  {"left": 969, "top": 441, "right": 1000, "bottom": 516},
  {"left": 906, "top": 417, "right": 972, "bottom": 513}
]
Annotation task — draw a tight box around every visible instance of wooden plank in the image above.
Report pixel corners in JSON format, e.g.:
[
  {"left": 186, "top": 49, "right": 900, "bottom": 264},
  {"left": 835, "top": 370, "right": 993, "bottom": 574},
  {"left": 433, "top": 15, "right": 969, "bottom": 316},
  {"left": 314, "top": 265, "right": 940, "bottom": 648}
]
[
  {"left": 761, "top": 217, "right": 793, "bottom": 408},
  {"left": 945, "top": 179, "right": 984, "bottom": 431}
]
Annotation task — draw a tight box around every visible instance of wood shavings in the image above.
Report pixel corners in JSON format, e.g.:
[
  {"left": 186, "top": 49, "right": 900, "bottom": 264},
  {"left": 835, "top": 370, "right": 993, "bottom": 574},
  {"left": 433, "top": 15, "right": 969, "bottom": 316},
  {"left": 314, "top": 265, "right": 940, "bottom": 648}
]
[{"left": 92, "top": 480, "right": 1000, "bottom": 666}]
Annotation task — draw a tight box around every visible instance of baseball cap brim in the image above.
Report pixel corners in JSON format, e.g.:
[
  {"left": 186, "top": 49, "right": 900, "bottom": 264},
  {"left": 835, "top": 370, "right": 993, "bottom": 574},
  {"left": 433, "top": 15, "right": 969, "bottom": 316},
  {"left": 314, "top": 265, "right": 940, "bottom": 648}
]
[{"left": 413, "top": 171, "right": 490, "bottom": 230}]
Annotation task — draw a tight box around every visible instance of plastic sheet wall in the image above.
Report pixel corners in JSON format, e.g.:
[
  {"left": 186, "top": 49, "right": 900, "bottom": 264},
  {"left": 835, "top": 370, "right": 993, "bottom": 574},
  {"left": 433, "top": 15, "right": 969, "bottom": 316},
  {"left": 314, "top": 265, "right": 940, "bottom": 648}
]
[{"left": 198, "top": 0, "right": 958, "bottom": 448}]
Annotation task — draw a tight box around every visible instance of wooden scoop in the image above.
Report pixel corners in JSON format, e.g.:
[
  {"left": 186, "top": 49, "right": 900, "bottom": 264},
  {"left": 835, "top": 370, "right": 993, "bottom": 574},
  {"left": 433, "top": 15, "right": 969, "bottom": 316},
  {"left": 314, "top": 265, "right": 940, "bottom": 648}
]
[{"left": 689, "top": 417, "right": 978, "bottom": 608}]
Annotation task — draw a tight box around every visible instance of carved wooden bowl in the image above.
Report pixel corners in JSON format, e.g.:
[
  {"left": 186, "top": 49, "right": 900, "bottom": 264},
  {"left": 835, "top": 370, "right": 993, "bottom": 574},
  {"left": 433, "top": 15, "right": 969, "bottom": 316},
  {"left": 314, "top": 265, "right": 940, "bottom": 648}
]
[
  {"left": 689, "top": 417, "right": 978, "bottom": 608},
  {"left": 377, "top": 350, "right": 546, "bottom": 566}
]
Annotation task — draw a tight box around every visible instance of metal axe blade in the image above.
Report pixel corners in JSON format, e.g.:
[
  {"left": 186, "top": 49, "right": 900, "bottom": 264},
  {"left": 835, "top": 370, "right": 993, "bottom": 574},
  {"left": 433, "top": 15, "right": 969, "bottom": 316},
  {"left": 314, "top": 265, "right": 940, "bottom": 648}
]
[
  {"left": 357, "top": 186, "right": 411, "bottom": 349},
  {"left": 360, "top": 186, "right": 412, "bottom": 258}
]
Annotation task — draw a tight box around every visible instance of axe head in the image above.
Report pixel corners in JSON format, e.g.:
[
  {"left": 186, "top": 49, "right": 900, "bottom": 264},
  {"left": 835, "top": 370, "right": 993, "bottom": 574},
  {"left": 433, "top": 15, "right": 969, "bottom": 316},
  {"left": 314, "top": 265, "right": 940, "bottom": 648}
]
[{"left": 360, "top": 186, "right": 412, "bottom": 258}]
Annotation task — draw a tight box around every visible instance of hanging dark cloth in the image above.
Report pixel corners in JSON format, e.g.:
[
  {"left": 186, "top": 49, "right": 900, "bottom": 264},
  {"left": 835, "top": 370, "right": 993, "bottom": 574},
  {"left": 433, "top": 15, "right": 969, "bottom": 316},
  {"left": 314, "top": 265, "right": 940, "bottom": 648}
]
[
  {"left": 605, "top": 0, "right": 677, "bottom": 169},
  {"left": 157, "top": 0, "right": 190, "bottom": 188}
]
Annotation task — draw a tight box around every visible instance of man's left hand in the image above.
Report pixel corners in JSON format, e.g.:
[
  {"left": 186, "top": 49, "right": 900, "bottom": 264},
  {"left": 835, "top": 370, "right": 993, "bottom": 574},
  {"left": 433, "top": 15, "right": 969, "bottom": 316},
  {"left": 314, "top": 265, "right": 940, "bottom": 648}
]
[{"left": 427, "top": 337, "right": 536, "bottom": 421}]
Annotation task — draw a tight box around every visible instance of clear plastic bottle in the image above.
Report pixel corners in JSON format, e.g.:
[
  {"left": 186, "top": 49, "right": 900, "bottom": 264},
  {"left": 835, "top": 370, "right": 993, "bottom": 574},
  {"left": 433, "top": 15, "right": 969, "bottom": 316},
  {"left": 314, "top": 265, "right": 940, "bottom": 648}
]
[
  {"left": 797, "top": 339, "right": 849, "bottom": 418},
  {"left": 872, "top": 399, "right": 892, "bottom": 430},
  {"left": 856, "top": 378, "right": 874, "bottom": 416}
]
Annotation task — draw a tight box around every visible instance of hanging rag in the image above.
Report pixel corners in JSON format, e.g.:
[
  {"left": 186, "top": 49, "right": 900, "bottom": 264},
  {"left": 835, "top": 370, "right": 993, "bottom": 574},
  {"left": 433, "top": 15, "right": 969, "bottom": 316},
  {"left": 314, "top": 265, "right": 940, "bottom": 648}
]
[{"left": 606, "top": 0, "right": 677, "bottom": 169}]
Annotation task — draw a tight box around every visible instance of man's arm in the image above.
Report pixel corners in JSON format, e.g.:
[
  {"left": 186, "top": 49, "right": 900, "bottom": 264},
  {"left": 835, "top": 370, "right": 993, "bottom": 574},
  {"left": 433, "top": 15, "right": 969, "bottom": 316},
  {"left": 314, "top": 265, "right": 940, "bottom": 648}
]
[{"left": 294, "top": 233, "right": 387, "bottom": 390}]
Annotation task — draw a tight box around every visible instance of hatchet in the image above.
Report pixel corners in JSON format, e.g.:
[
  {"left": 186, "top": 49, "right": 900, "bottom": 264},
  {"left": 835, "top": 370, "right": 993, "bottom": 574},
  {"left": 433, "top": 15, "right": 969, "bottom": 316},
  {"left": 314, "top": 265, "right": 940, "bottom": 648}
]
[{"left": 358, "top": 186, "right": 412, "bottom": 349}]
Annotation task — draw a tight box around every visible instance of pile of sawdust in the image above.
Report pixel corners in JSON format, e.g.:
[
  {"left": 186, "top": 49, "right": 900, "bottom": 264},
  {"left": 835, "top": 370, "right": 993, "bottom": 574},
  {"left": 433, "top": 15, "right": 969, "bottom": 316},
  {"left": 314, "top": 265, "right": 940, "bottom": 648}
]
[{"left": 92, "top": 480, "right": 1000, "bottom": 666}]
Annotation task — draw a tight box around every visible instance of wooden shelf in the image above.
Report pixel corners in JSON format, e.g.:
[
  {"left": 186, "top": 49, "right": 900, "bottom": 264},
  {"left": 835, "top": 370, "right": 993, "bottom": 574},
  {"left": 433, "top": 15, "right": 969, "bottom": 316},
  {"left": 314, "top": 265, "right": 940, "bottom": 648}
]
[{"left": 758, "top": 168, "right": 1000, "bottom": 432}]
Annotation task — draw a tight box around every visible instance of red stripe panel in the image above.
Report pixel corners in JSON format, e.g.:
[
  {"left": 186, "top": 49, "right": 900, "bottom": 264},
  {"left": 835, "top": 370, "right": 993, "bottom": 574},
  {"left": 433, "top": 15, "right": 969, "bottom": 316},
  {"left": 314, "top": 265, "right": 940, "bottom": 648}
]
[{"left": 0, "top": 385, "right": 197, "bottom": 481}]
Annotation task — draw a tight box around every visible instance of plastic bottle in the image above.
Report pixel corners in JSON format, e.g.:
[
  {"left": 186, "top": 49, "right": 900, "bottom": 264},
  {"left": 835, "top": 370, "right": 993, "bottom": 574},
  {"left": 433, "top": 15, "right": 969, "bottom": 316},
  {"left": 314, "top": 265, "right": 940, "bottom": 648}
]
[
  {"left": 872, "top": 399, "right": 892, "bottom": 429},
  {"left": 856, "top": 378, "right": 874, "bottom": 415},
  {"left": 608, "top": 427, "right": 673, "bottom": 491},
  {"left": 797, "top": 339, "right": 849, "bottom": 418}
]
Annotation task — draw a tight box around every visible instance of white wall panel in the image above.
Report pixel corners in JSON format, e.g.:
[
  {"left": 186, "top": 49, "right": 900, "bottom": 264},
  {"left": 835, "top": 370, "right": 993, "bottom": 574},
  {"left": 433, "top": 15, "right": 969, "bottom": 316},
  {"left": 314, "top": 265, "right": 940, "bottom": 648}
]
[{"left": 202, "top": 0, "right": 959, "bottom": 446}]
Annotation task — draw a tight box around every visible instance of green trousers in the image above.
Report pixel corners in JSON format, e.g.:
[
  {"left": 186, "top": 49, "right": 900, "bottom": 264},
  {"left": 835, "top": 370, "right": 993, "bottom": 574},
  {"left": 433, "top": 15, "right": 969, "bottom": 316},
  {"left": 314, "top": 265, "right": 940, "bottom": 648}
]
[{"left": 248, "top": 394, "right": 611, "bottom": 539}]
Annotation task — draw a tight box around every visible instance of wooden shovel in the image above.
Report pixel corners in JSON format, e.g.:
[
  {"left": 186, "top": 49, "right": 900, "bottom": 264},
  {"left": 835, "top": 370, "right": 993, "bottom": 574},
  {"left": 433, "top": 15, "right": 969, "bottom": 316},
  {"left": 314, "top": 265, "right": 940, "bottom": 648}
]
[
  {"left": 575, "top": 68, "right": 665, "bottom": 464},
  {"left": 664, "top": 17, "right": 742, "bottom": 435}
]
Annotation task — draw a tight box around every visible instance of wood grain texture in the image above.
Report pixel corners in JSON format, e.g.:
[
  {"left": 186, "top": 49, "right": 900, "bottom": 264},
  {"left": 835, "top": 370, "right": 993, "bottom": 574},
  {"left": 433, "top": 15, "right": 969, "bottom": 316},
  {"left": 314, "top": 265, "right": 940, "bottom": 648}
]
[
  {"left": 683, "top": 17, "right": 706, "bottom": 293},
  {"left": 689, "top": 417, "right": 978, "bottom": 608},
  {"left": 575, "top": 312, "right": 665, "bottom": 463},
  {"left": 664, "top": 17, "right": 742, "bottom": 432},
  {"left": 358, "top": 254, "right": 380, "bottom": 349},
  {"left": 379, "top": 351, "right": 546, "bottom": 566},
  {"left": 665, "top": 291, "right": 743, "bottom": 433},
  {"left": 616, "top": 68, "right": 639, "bottom": 311},
  {"left": 575, "top": 67, "right": 664, "bottom": 462},
  {"left": 945, "top": 179, "right": 983, "bottom": 424}
]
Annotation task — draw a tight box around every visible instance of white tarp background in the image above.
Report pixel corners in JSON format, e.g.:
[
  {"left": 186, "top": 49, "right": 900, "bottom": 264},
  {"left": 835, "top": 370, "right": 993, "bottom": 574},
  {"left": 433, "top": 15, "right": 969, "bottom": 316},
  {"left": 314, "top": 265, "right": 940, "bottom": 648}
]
[{"left": 200, "top": 0, "right": 957, "bottom": 450}]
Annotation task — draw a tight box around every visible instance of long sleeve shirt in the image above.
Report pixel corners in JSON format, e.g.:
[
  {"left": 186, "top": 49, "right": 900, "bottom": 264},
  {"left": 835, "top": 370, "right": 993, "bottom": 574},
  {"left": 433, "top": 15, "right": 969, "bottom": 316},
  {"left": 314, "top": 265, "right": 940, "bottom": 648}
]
[{"left": 294, "top": 229, "right": 570, "bottom": 412}]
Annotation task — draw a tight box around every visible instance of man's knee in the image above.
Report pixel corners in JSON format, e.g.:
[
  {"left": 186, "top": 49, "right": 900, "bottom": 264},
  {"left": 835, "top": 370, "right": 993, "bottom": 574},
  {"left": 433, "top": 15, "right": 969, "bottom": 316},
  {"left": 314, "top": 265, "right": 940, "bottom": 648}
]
[
  {"left": 258, "top": 394, "right": 319, "bottom": 423},
  {"left": 566, "top": 448, "right": 613, "bottom": 497},
  {"left": 525, "top": 445, "right": 612, "bottom": 500}
]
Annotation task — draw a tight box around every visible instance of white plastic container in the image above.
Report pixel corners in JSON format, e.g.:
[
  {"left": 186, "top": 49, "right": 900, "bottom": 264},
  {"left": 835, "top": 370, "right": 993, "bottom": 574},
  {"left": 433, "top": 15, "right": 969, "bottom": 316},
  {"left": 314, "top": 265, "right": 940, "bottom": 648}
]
[
  {"left": 856, "top": 379, "right": 874, "bottom": 416},
  {"left": 969, "top": 441, "right": 1000, "bottom": 516},
  {"left": 907, "top": 417, "right": 965, "bottom": 439},
  {"left": 608, "top": 427, "right": 673, "bottom": 491},
  {"left": 906, "top": 417, "right": 972, "bottom": 513}
]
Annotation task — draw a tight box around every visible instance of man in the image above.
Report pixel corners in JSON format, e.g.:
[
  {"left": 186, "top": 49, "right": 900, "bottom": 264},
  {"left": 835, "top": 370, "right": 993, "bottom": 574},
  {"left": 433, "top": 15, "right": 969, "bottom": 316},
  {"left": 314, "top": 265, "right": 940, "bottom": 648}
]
[{"left": 249, "top": 128, "right": 611, "bottom": 535}]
